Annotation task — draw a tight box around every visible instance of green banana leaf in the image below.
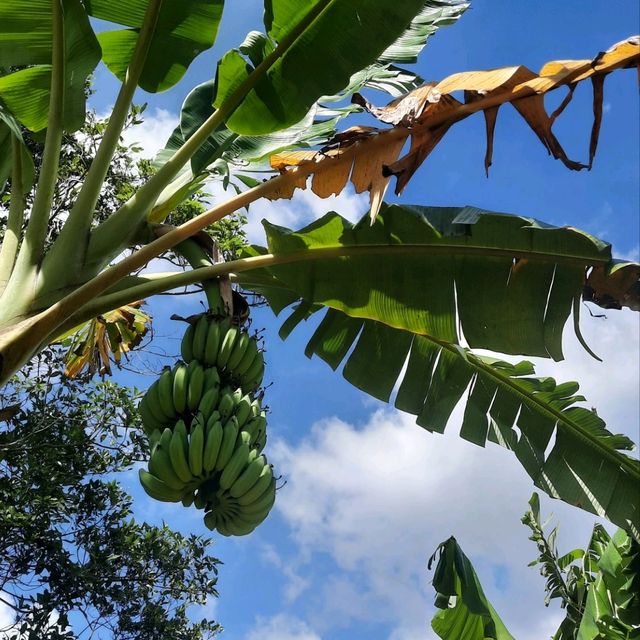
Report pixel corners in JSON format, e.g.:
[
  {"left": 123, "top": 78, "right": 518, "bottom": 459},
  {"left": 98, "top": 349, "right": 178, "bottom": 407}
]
[
  {"left": 246, "top": 203, "right": 618, "bottom": 359},
  {"left": 378, "top": 0, "right": 469, "bottom": 64},
  {"left": 153, "top": 1, "right": 467, "bottom": 178},
  {"left": 0, "top": 0, "right": 101, "bottom": 132},
  {"left": 577, "top": 529, "right": 640, "bottom": 638},
  {"left": 215, "top": 0, "right": 429, "bottom": 135},
  {"left": 235, "top": 204, "right": 640, "bottom": 533},
  {"left": 428, "top": 537, "right": 514, "bottom": 640},
  {"left": 85, "top": 0, "right": 224, "bottom": 93},
  {"left": 154, "top": 80, "right": 340, "bottom": 177}
]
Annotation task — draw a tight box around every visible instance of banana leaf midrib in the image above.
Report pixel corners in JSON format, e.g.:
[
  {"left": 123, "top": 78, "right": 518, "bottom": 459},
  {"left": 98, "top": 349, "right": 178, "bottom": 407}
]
[{"left": 246, "top": 243, "right": 611, "bottom": 267}]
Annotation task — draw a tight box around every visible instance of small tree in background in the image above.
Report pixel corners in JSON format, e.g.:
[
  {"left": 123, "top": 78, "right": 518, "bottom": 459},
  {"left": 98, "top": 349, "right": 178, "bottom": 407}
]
[{"left": 0, "top": 349, "right": 221, "bottom": 639}]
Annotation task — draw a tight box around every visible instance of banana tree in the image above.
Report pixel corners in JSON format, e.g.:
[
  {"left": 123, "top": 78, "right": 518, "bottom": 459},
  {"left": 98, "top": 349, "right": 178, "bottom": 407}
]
[{"left": 0, "top": 2, "right": 638, "bottom": 535}]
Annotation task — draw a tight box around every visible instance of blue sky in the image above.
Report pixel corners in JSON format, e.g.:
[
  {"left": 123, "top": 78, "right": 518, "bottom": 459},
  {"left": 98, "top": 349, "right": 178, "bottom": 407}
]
[{"left": 79, "top": 3, "right": 640, "bottom": 639}]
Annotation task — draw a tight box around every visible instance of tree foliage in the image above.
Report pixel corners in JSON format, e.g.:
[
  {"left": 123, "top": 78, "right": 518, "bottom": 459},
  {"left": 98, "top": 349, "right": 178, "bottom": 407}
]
[{"left": 0, "top": 351, "right": 221, "bottom": 639}]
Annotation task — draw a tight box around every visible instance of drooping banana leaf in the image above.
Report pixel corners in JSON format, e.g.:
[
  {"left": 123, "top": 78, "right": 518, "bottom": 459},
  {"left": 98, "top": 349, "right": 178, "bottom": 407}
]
[
  {"left": 150, "top": 1, "right": 468, "bottom": 214},
  {"left": 215, "top": 0, "right": 431, "bottom": 136},
  {"left": 321, "top": 0, "right": 469, "bottom": 100},
  {"left": 427, "top": 536, "right": 514, "bottom": 640},
  {"left": 234, "top": 204, "right": 640, "bottom": 533},
  {"left": 271, "top": 38, "right": 639, "bottom": 218},
  {"left": 85, "top": 0, "right": 224, "bottom": 93},
  {"left": 0, "top": 0, "right": 101, "bottom": 132},
  {"left": 56, "top": 301, "right": 151, "bottom": 378}
]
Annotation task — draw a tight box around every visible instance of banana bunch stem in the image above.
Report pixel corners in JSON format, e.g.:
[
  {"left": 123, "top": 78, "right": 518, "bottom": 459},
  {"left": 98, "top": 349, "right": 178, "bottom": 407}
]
[{"left": 174, "top": 237, "right": 225, "bottom": 314}]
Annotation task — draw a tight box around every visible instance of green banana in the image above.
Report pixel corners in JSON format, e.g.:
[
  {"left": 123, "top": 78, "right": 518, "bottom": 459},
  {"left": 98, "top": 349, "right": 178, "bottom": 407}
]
[
  {"left": 234, "top": 395, "right": 253, "bottom": 427},
  {"left": 230, "top": 455, "right": 266, "bottom": 498},
  {"left": 242, "top": 355, "right": 265, "bottom": 390},
  {"left": 227, "top": 331, "right": 250, "bottom": 371},
  {"left": 203, "top": 420, "right": 223, "bottom": 472},
  {"left": 172, "top": 364, "right": 188, "bottom": 414},
  {"left": 139, "top": 469, "right": 183, "bottom": 502},
  {"left": 215, "top": 417, "right": 239, "bottom": 471},
  {"left": 204, "top": 511, "right": 217, "bottom": 531},
  {"left": 203, "top": 366, "right": 221, "bottom": 390},
  {"left": 206, "top": 410, "right": 221, "bottom": 430},
  {"left": 198, "top": 386, "right": 219, "bottom": 417},
  {"left": 217, "top": 325, "right": 239, "bottom": 369},
  {"left": 192, "top": 314, "right": 209, "bottom": 361},
  {"left": 158, "top": 427, "right": 173, "bottom": 451},
  {"left": 203, "top": 319, "right": 221, "bottom": 366},
  {"left": 237, "top": 430, "right": 252, "bottom": 447},
  {"left": 224, "top": 515, "right": 255, "bottom": 536},
  {"left": 194, "top": 490, "right": 206, "bottom": 510},
  {"left": 148, "top": 428, "right": 162, "bottom": 452},
  {"left": 250, "top": 398, "right": 262, "bottom": 418},
  {"left": 241, "top": 478, "right": 276, "bottom": 518},
  {"left": 181, "top": 322, "right": 195, "bottom": 363},
  {"left": 189, "top": 420, "right": 205, "bottom": 477},
  {"left": 187, "top": 362, "right": 204, "bottom": 411},
  {"left": 175, "top": 419, "right": 189, "bottom": 443},
  {"left": 191, "top": 410, "right": 207, "bottom": 431},
  {"left": 215, "top": 516, "right": 232, "bottom": 537},
  {"left": 157, "top": 367, "right": 176, "bottom": 419},
  {"left": 145, "top": 381, "right": 173, "bottom": 424},
  {"left": 237, "top": 464, "right": 273, "bottom": 506},
  {"left": 254, "top": 428, "right": 267, "bottom": 454},
  {"left": 235, "top": 337, "right": 259, "bottom": 376},
  {"left": 169, "top": 424, "right": 193, "bottom": 483},
  {"left": 182, "top": 491, "right": 195, "bottom": 508},
  {"left": 244, "top": 414, "right": 266, "bottom": 446},
  {"left": 219, "top": 443, "right": 251, "bottom": 491},
  {"left": 217, "top": 390, "right": 235, "bottom": 422},
  {"left": 149, "top": 446, "right": 186, "bottom": 491},
  {"left": 139, "top": 395, "right": 163, "bottom": 433}
]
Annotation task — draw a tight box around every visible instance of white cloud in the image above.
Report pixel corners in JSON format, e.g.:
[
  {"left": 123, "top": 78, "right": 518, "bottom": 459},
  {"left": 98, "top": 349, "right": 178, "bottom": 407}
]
[
  {"left": 120, "top": 107, "right": 179, "bottom": 160},
  {"left": 246, "top": 613, "right": 321, "bottom": 640},
  {"left": 265, "top": 309, "right": 638, "bottom": 640},
  {"left": 0, "top": 603, "right": 65, "bottom": 640},
  {"left": 0, "top": 599, "right": 15, "bottom": 636},
  {"left": 528, "top": 307, "right": 639, "bottom": 438},
  {"left": 260, "top": 544, "right": 311, "bottom": 602}
]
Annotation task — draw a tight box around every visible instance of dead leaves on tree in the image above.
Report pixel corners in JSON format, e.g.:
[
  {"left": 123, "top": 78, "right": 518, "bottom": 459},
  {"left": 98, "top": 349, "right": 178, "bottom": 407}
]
[
  {"left": 60, "top": 302, "right": 151, "bottom": 378},
  {"left": 268, "top": 36, "right": 639, "bottom": 222}
]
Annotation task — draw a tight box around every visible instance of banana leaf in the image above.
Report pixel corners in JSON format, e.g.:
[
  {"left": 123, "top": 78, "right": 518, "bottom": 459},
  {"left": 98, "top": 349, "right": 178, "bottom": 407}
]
[
  {"left": 215, "top": 0, "right": 430, "bottom": 135},
  {"left": 150, "top": 1, "right": 468, "bottom": 213},
  {"left": 235, "top": 204, "right": 640, "bottom": 534},
  {"left": 0, "top": 0, "right": 101, "bottom": 132},
  {"left": 428, "top": 536, "right": 514, "bottom": 640},
  {"left": 85, "top": 0, "right": 224, "bottom": 93}
]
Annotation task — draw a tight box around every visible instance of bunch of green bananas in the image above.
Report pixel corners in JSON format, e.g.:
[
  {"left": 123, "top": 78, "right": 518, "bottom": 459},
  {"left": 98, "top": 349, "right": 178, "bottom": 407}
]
[
  {"left": 137, "top": 313, "right": 276, "bottom": 537},
  {"left": 181, "top": 314, "right": 265, "bottom": 393}
]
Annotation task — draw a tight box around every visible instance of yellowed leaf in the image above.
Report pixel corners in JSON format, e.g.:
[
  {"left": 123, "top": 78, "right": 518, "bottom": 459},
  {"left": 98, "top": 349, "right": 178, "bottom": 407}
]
[
  {"left": 267, "top": 37, "right": 639, "bottom": 214},
  {"left": 61, "top": 301, "right": 151, "bottom": 379},
  {"left": 311, "top": 150, "right": 352, "bottom": 198},
  {"left": 270, "top": 150, "right": 317, "bottom": 171}
]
